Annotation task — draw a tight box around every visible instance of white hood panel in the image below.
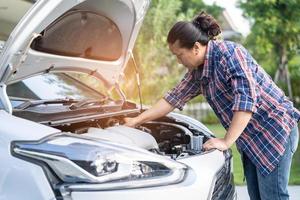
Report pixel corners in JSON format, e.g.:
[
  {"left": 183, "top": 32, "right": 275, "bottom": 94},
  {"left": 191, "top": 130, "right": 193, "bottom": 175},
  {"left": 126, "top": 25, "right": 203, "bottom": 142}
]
[{"left": 0, "top": 0, "right": 150, "bottom": 86}]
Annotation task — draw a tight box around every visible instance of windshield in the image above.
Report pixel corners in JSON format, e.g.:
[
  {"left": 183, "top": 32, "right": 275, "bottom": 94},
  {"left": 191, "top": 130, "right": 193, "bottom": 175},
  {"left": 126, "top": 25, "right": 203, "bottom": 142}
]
[{"left": 7, "top": 73, "right": 105, "bottom": 102}]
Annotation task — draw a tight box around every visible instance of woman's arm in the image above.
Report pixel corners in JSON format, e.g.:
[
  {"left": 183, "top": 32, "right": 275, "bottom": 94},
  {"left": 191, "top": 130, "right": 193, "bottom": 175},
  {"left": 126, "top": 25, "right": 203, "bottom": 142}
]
[
  {"left": 224, "top": 111, "right": 252, "bottom": 147},
  {"left": 203, "top": 111, "right": 252, "bottom": 151},
  {"left": 124, "top": 98, "right": 174, "bottom": 127}
]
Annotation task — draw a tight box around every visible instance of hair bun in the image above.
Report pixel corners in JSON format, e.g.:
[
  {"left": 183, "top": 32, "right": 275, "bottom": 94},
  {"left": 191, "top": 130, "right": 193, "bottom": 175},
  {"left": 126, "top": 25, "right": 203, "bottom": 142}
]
[{"left": 192, "top": 11, "right": 221, "bottom": 38}]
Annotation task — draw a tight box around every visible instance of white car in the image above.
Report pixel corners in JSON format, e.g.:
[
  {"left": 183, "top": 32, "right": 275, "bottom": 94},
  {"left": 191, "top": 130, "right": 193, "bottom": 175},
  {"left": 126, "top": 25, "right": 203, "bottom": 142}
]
[{"left": 0, "top": 0, "right": 236, "bottom": 200}]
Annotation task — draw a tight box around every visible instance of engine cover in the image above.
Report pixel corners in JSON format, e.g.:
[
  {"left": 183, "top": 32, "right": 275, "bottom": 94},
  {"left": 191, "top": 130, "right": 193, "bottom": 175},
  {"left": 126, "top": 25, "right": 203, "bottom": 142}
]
[{"left": 83, "top": 125, "right": 159, "bottom": 150}]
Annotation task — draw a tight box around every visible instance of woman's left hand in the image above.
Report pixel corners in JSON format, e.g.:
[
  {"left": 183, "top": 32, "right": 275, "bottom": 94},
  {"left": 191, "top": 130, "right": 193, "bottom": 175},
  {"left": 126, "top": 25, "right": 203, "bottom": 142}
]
[{"left": 203, "top": 138, "right": 229, "bottom": 151}]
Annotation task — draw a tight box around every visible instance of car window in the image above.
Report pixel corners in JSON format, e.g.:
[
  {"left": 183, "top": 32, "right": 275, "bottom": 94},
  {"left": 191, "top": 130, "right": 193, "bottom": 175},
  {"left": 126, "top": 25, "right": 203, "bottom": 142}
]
[
  {"left": 7, "top": 73, "right": 105, "bottom": 100},
  {"left": 0, "top": 0, "right": 34, "bottom": 41}
]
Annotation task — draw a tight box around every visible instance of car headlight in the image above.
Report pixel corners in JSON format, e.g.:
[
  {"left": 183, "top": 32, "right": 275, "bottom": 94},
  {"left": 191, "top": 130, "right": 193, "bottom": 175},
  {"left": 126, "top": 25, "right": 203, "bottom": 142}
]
[{"left": 12, "top": 133, "right": 187, "bottom": 190}]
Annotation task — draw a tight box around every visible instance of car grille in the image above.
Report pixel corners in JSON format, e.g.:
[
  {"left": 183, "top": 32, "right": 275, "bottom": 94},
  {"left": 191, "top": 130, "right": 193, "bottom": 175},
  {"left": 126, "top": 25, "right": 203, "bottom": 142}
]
[{"left": 211, "top": 150, "right": 236, "bottom": 200}]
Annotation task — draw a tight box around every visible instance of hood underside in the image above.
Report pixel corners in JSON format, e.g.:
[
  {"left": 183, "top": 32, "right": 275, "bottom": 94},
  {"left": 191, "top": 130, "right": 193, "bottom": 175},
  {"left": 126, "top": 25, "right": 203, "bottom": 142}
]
[{"left": 0, "top": 0, "right": 150, "bottom": 87}]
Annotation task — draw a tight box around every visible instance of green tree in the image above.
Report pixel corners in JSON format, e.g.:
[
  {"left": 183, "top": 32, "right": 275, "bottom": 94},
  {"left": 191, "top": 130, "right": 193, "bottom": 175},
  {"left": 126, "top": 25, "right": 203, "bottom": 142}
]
[
  {"left": 180, "top": 0, "right": 222, "bottom": 18},
  {"left": 123, "top": 0, "right": 222, "bottom": 105},
  {"left": 128, "top": 0, "right": 184, "bottom": 105},
  {"left": 239, "top": 0, "right": 300, "bottom": 99}
]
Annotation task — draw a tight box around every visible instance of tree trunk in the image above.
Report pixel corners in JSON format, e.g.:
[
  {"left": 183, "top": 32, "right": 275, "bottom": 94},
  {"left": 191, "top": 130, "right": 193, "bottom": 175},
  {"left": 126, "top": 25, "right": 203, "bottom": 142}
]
[{"left": 274, "top": 45, "right": 293, "bottom": 99}]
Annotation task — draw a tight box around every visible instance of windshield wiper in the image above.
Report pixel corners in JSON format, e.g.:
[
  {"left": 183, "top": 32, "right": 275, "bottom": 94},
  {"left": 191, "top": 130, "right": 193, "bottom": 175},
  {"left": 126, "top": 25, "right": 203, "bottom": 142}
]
[
  {"left": 69, "top": 98, "right": 109, "bottom": 110},
  {"left": 14, "top": 97, "right": 116, "bottom": 111},
  {"left": 15, "top": 98, "right": 78, "bottom": 110}
]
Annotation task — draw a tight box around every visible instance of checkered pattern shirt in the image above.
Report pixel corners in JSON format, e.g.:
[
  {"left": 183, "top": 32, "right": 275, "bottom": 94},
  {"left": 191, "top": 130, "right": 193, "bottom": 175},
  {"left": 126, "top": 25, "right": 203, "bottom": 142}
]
[{"left": 164, "top": 40, "right": 300, "bottom": 176}]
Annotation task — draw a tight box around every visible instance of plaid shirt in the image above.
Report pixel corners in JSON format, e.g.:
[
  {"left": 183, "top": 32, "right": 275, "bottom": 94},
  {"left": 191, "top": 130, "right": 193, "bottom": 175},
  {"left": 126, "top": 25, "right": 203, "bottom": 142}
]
[{"left": 164, "top": 40, "right": 300, "bottom": 176}]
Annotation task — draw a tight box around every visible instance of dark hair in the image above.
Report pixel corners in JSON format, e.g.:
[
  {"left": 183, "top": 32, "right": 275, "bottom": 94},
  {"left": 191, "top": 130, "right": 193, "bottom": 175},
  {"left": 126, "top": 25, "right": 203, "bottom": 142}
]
[{"left": 167, "top": 11, "right": 221, "bottom": 48}]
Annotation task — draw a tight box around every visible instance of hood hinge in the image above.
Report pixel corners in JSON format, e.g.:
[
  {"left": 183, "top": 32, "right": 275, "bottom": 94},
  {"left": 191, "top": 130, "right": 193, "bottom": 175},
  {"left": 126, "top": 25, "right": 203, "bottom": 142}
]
[{"left": 13, "top": 33, "right": 42, "bottom": 76}]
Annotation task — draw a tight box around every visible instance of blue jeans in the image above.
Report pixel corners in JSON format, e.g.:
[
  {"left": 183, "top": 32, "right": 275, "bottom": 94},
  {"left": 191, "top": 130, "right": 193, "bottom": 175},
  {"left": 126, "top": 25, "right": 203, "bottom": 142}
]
[{"left": 242, "top": 125, "right": 299, "bottom": 200}]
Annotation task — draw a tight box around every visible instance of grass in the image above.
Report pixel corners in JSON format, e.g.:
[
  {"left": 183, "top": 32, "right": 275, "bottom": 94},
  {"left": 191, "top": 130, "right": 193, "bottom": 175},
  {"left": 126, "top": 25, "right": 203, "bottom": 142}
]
[{"left": 204, "top": 123, "right": 300, "bottom": 185}]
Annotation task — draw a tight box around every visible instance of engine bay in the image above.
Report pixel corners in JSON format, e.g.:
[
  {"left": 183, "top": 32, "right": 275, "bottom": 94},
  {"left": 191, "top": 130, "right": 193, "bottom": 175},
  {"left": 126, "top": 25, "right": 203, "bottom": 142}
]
[{"left": 52, "top": 115, "right": 211, "bottom": 159}]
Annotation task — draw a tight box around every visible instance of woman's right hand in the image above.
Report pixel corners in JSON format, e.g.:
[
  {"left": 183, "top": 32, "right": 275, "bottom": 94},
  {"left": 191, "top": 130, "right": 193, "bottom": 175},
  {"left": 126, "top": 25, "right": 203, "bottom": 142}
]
[
  {"left": 123, "top": 117, "right": 140, "bottom": 128},
  {"left": 123, "top": 99, "right": 174, "bottom": 128}
]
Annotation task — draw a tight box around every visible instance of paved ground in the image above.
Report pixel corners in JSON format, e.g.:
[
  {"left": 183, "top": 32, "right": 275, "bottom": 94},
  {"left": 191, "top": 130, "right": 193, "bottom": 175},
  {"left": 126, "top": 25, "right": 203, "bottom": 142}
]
[{"left": 236, "top": 186, "right": 300, "bottom": 200}]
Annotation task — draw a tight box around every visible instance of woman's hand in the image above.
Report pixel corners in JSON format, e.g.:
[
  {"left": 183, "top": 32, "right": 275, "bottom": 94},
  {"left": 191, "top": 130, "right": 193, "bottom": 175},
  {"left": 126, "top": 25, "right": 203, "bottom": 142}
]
[
  {"left": 203, "top": 138, "right": 229, "bottom": 151},
  {"left": 123, "top": 117, "right": 140, "bottom": 128},
  {"left": 123, "top": 99, "right": 174, "bottom": 128}
]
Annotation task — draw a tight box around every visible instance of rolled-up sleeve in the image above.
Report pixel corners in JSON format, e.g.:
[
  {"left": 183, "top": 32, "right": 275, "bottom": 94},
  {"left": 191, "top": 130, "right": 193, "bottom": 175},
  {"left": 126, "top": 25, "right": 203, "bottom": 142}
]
[
  {"left": 164, "top": 71, "right": 201, "bottom": 110},
  {"left": 227, "top": 46, "right": 258, "bottom": 113}
]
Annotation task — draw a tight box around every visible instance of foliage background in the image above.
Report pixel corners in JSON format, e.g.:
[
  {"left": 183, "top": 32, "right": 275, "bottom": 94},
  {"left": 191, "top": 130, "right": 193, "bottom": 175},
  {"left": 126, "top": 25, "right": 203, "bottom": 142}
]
[
  {"left": 121, "top": 0, "right": 222, "bottom": 105},
  {"left": 122, "top": 0, "right": 300, "bottom": 108}
]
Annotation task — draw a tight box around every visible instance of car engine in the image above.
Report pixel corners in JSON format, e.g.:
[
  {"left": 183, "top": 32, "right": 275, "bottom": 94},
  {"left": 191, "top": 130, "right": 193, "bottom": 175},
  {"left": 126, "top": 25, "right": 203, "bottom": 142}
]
[
  {"left": 83, "top": 125, "right": 159, "bottom": 150},
  {"left": 80, "top": 120, "right": 206, "bottom": 159}
]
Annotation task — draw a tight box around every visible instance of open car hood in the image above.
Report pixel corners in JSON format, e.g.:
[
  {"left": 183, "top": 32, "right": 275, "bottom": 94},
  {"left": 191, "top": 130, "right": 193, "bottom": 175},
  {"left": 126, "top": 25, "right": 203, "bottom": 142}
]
[{"left": 0, "top": 0, "right": 150, "bottom": 87}]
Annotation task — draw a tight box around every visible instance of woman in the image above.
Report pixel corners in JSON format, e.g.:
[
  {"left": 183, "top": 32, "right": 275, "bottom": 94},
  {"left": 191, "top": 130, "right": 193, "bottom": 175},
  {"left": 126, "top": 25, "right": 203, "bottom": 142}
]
[{"left": 124, "top": 11, "right": 300, "bottom": 200}]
